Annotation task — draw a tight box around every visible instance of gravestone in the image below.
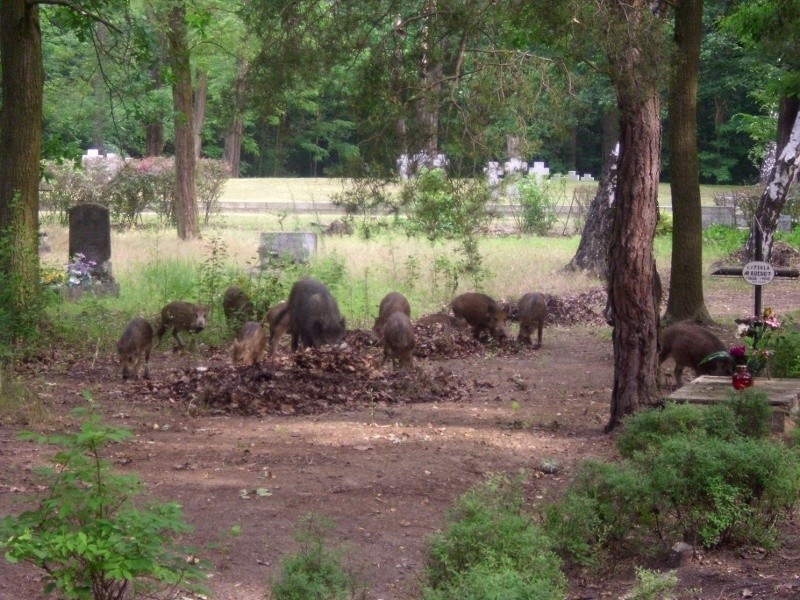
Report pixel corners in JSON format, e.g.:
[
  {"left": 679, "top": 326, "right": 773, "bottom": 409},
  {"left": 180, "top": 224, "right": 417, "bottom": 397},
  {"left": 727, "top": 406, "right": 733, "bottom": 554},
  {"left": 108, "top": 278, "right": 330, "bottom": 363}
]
[
  {"left": 64, "top": 203, "right": 119, "bottom": 300},
  {"left": 259, "top": 232, "right": 317, "bottom": 268},
  {"left": 397, "top": 154, "right": 410, "bottom": 180},
  {"left": 567, "top": 170, "right": 580, "bottom": 181},
  {"left": 484, "top": 161, "right": 503, "bottom": 188},
  {"left": 701, "top": 206, "right": 735, "bottom": 229},
  {"left": 529, "top": 161, "right": 550, "bottom": 178},
  {"left": 580, "top": 173, "right": 595, "bottom": 181}
]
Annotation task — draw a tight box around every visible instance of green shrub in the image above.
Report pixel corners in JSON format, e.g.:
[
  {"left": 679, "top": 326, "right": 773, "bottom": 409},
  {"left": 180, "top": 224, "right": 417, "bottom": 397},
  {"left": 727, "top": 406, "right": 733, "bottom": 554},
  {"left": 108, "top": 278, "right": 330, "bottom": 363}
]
[
  {"left": 422, "top": 474, "right": 566, "bottom": 600},
  {"left": 270, "top": 514, "right": 358, "bottom": 600},
  {"left": 0, "top": 405, "right": 207, "bottom": 599},
  {"left": 616, "top": 403, "right": 706, "bottom": 459},
  {"left": 654, "top": 211, "right": 673, "bottom": 237},
  {"left": 508, "top": 175, "right": 561, "bottom": 235},
  {"left": 769, "top": 330, "right": 800, "bottom": 377},
  {"left": 629, "top": 567, "right": 677, "bottom": 600},
  {"left": 702, "top": 225, "right": 747, "bottom": 256}
]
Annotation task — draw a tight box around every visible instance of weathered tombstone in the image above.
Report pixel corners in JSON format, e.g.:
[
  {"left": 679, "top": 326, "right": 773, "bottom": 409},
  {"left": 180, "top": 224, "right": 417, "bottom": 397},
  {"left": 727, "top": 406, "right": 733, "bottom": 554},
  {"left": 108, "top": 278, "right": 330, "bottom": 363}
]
[
  {"left": 64, "top": 203, "right": 119, "bottom": 300},
  {"left": 567, "top": 170, "right": 580, "bottom": 181},
  {"left": 580, "top": 173, "right": 595, "bottom": 181},
  {"left": 504, "top": 157, "right": 528, "bottom": 174},
  {"left": 484, "top": 161, "right": 503, "bottom": 188},
  {"left": 397, "top": 154, "right": 410, "bottom": 180},
  {"left": 701, "top": 206, "right": 735, "bottom": 229},
  {"left": 529, "top": 161, "right": 550, "bottom": 178},
  {"left": 259, "top": 232, "right": 317, "bottom": 268},
  {"left": 777, "top": 214, "right": 792, "bottom": 231}
]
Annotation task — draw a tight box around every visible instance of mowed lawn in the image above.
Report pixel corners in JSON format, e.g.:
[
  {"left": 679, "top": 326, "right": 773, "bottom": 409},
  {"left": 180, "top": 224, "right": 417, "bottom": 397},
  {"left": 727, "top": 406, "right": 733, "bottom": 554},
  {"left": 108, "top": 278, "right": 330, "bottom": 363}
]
[{"left": 220, "top": 177, "right": 744, "bottom": 208}]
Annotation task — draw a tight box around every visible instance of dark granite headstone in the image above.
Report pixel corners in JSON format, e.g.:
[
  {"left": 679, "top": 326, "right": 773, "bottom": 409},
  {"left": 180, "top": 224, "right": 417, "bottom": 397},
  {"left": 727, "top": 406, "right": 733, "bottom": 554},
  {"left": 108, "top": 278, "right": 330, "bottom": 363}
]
[{"left": 69, "top": 203, "right": 111, "bottom": 268}]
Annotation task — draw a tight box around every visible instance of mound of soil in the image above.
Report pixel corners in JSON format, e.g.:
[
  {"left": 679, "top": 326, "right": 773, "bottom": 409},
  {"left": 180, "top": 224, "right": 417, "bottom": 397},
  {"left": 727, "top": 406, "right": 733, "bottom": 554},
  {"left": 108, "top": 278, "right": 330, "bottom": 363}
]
[{"left": 719, "top": 240, "right": 800, "bottom": 268}]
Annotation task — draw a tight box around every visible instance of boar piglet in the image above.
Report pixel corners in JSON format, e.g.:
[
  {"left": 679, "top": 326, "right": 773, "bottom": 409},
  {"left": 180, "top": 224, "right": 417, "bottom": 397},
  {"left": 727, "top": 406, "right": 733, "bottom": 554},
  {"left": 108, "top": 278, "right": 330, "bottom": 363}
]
[
  {"left": 156, "top": 301, "right": 210, "bottom": 350},
  {"left": 373, "top": 292, "right": 411, "bottom": 340},
  {"left": 265, "top": 300, "right": 291, "bottom": 354},
  {"left": 517, "top": 292, "right": 547, "bottom": 347},
  {"left": 118, "top": 317, "right": 153, "bottom": 380},
  {"left": 232, "top": 321, "right": 267, "bottom": 366},
  {"left": 381, "top": 312, "right": 415, "bottom": 369}
]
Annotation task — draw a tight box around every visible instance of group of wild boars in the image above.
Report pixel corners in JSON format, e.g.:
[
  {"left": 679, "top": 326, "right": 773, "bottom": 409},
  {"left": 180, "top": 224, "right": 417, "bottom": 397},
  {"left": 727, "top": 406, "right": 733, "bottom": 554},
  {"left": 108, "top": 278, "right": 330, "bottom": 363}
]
[
  {"left": 156, "top": 301, "right": 210, "bottom": 350},
  {"left": 117, "top": 318, "right": 153, "bottom": 380},
  {"left": 373, "top": 292, "right": 414, "bottom": 369},
  {"left": 659, "top": 322, "right": 733, "bottom": 388},
  {"left": 451, "top": 292, "right": 509, "bottom": 342},
  {"left": 232, "top": 321, "right": 267, "bottom": 366},
  {"left": 274, "top": 277, "right": 346, "bottom": 351},
  {"left": 517, "top": 292, "right": 547, "bottom": 347}
]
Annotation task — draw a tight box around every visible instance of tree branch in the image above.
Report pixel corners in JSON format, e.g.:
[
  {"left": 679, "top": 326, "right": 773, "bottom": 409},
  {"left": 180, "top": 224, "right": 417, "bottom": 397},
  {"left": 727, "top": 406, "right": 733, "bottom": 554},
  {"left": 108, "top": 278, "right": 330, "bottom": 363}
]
[{"left": 27, "top": 0, "right": 121, "bottom": 33}]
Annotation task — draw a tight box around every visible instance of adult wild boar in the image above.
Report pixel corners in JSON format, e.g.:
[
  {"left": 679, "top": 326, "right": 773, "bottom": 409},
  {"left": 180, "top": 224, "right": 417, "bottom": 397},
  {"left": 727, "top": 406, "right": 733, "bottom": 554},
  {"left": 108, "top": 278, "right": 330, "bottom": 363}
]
[
  {"left": 659, "top": 322, "right": 733, "bottom": 388},
  {"left": 451, "top": 292, "right": 508, "bottom": 342},
  {"left": 117, "top": 317, "right": 153, "bottom": 380},
  {"left": 277, "top": 278, "right": 346, "bottom": 350}
]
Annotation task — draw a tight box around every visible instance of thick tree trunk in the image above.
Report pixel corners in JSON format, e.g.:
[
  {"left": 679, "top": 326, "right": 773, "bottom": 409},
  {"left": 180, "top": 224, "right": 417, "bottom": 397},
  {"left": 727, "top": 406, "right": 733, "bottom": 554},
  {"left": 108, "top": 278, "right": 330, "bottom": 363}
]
[
  {"left": 606, "top": 91, "right": 662, "bottom": 431},
  {"left": 565, "top": 144, "right": 618, "bottom": 278},
  {"left": 744, "top": 98, "right": 800, "bottom": 260},
  {"left": 664, "top": 0, "right": 710, "bottom": 325},
  {"left": 0, "top": 0, "right": 43, "bottom": 333},
  {"left": 193, "top": 69, "right": 208, "bottom": 161},
  {"left": 91, "top": 23, "right": 106, "bottom": 154},
  {"left": 167, "top": 2, "right": 199, "bottom": 240},
  {"left": 223, "top": 58, "right": 248, "bottom": 178},
  {"left": 604, "top": 0, "right": 663, "bottom": 432}
]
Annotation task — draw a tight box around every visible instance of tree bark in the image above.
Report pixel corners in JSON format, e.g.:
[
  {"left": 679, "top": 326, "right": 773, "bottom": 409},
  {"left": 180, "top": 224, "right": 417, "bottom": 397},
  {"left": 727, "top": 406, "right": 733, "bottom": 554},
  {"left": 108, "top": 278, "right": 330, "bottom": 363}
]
[
  {"left": 743, "top": 99, "right": 800, "bottom": 260},
  {"left": 193, "top": 69, "right": 208, "bottom": 161},
  {"left": 565, "top": 144, "right": 618, "bottom": 278},
  {"left": 664, "top": 0, "right": 710, "bottom": 325},
  {"left": 604, "top": 0, "right": 663, "bottom": 432},
  {"left": 223, "top": 58, "right": 248, "bottom": 178},
  {"left": 0, "top": 0, "right": 43, "bottom": 332},
  {"left": 166, "top": 1, "right": 200, "bottom": 240}
]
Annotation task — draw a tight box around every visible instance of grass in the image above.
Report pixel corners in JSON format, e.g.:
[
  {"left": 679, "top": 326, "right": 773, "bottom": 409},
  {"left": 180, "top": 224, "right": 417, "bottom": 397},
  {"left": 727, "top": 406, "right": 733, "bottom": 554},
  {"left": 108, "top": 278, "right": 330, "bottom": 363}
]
[{"left": 220, "top": 178, "right": 745, "bottom": 208}]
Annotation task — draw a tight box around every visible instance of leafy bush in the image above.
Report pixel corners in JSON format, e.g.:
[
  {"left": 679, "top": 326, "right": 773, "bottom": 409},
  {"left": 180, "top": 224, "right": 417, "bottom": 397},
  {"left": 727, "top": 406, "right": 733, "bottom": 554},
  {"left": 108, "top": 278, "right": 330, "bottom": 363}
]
[
  {"left": 422, "top": 474, "right": 566, "bottom": 600},
  {"left": 197, "top": 159, "right": 232, "bottom": 226},
  {"left": 0, "top": 406, "right": 207, "bottom": 599},
  {"left": 270, "top": 514, "right": 359, "bottom": 600},
  {"left": 506, "top": 175, "right": 561, "bottom": 235},
  {"left": 629, "top": 567, "right": 677, "bottom": 600},
  {"left": 654, "top": 211, "right": 673, "bottom": 237},
  {"left": 702, "top": 225, "right": 747, "bottom": 256},
  {"left": 768, "top": 330, "right": 800, "bottom": 377},
  {"left": 616, "top": 403, "right": 705, "bottom": 459}
]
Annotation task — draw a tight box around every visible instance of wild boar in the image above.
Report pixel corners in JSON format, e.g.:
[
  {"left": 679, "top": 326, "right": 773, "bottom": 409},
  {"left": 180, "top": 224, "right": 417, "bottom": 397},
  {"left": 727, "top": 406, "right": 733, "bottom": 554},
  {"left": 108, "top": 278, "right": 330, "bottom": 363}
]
[
  {"left": 451, "top": 292, "right": 508, "bottom": 342},
  {"left": 156, "top": 301, "right": 210, "bottom": 350},
  {"left": 659, "top": 322, "right": 733, "bottom": 388},
  {"left": 373, "top": 292, "right": 412, "bottom": 339},
  {"left": 232, "top": 321, "right": 267, "bottom": 366},
  {"left": 381, "top": 312, "right": 415, "bottom": 369},
  {"left": 222, "top": 285, "right": 255, "bottom": 328},
  {"left": 278, "top": 278, "right": 346, "bottom": 351},
  {"left": 517, "top": 292, "right": 547, "bottom": 347},
  {"left": 117, "top": 317, "right": 153, "bottom": 380},
  {"left": 266, "top": 300, "right": 291, "bottom": 354}
]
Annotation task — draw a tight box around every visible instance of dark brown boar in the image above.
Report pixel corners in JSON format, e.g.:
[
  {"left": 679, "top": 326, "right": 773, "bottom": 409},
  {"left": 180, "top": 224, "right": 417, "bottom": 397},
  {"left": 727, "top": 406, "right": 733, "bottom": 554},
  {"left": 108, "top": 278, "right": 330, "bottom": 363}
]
[
  {"left": 266, "top": 300, "right": 290, "bottom": 354},
  {"left": 277, "top": 277, "right": 346, "bottom": 350},
  {"left": 416, "top": 312, "right": 470, "bottom": 332},
  {"left": 232, "top": 321, "right": 267, "bottom": 366},
  {"left": 451, "top": 292, "right": 508, "bottom": 342},
  {"left": 223, "top": 286, "right": 255, "bottom": 328},
  {"left": 117, "top": 317, "right": 153, "bottom": 380},
  {"left": 659, "top": 322, "right": 733, "bottom": 388},
  {"left": 156, "top": 301, "right": 210, "bottom": 350},
  {"left": 382, "top": 312, "right": 415, "bottom": 369},
  {"left": 517, "top": 292, "right": 547, "bottom": 347},
  {"left": 373, "top": 292, "right": 411, "bottom": 338}
]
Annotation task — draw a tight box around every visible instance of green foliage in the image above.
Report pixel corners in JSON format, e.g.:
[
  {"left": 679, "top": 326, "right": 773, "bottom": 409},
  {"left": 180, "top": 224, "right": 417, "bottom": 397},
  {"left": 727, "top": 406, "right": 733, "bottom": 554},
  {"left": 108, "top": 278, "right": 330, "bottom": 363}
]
[
  {"left": 768, "top": 330, "right": 800, "bottom": 377},
  {"left": 507, "top": 175, "right": 561, "bottom": 235},
  {"left": 197, "top": 159, "right": 232, "bottom": 226},
  {"left": 654, "top": 211, "right": 673, "bottom": 238},
  {"left": 270, "top": 514, "right": 358, "bottom": 600},
  {"left": 545, "top": 399, "right": 800, "bottom": 567},
  {"left": 628, "top": 567, "right": 677, "bottom": 600},
  {"left": 0, "top": 366, "right": 46, "bottom": 426},
  {"left": 0, "top": 406, "right": 207, "bottom": 599},
  {"left": 702, "top": 225, "right": 748, "bottom": 257},
  {"left": 197, "top": 232, "right": 229, "bottom": 307},
  {"left": 422, "top": 474, "right": 566, "bottom": 600}
]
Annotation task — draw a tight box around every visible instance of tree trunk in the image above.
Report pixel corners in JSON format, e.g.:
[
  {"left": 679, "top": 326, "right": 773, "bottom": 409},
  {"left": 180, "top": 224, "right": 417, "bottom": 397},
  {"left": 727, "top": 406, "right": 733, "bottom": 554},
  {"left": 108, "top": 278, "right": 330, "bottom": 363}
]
[
  {"left": 193, "top": 69, "right": 208, "bottom": 161},
  {"left": 166, "top": 2, "right": 199, "bottom": 240},
  {"left": 664, "top": 0, "right": 710, "bottom": 325},
  {"left": 91, "top": 23, "right": 106, "bottom": 154},
  {"left": 223, "top": 58, "right": 248, "bottom": 178},
  {"left": 604, "top": 0, "right": 663, "bottom": 432},
  {"left": 744, "top": 98, "right": 800, "bottom": 260},
  {"left": 0, "top": 0, "right": 44, "bottom": 335},
  {"left": 565, "top": 144, "right": 618, "bottom": 278}
]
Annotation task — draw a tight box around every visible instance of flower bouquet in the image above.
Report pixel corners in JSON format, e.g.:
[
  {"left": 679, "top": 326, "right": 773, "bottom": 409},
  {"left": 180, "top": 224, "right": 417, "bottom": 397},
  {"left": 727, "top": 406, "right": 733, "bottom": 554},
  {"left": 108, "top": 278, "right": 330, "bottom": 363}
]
[{"left": 702, "top": 308, "right": 781, "bottom": 377}]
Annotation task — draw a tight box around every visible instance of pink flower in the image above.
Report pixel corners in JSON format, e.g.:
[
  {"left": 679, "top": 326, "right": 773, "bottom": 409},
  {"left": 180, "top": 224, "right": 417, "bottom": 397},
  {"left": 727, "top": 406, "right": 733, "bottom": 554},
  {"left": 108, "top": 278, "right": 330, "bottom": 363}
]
[{"left": 729, "top": 345, "right": 747, "bottom": 359}]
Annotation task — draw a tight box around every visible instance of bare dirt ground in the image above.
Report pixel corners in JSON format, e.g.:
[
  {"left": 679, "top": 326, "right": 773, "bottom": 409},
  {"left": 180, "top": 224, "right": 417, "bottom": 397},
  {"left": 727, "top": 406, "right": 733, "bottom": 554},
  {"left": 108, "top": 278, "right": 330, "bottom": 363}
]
[{"left": 1, "top": 276, "right": 799, "bottom": 600}]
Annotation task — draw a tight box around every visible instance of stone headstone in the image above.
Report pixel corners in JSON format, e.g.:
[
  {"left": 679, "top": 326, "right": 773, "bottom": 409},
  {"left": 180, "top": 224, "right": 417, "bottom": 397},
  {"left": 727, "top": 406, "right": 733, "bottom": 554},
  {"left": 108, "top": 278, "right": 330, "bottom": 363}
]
[
  {"left": 567, "top": 170, "right": 580, "bottom": 181},
  {"left": 529, "top": 161, "right": 550, "bottom": 178},
  {"left": 484, "top": 161, "right": 503, "bottom": 187},
  {"left": 69, "top": 203, "right": 112, "bottom": 276},
  {"left": 259, "top": 232, "right": 317, "bottom": 267},
  {"left": 504, "top": 157, "right": 528, "bottom": 174},
  {"left": 580, "top": 173, "right": 595, "bottom": 181},
  {"left": 777, "top": 214, "right": 793, "bottom": 231},
  {"left": 701, "top": 206, "right": 735, "bottom": 229},
  {"left": 397, "top": 154, "right": 410, "bottom": 180}
]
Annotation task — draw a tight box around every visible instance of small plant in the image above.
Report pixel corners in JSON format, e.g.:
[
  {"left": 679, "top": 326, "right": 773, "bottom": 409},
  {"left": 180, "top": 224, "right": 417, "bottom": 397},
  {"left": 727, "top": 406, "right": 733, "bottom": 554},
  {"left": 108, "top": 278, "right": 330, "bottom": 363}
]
[
  {"left": 506, "top": 175, "right": 561, "bottom": 235},
  {"left": 270, "top": 514, "right": 360, "bottom": 600},
  {"left": 628, "top": 567, "right": 677, "bottom": 600},
  {"left": 423, "top": 474, "right": 567, "bottom": 600},
  {"left": 197, "top": 232, "right": 229, "bottom": 307},
  {"left": 0, "top": 404, "right": 207, "bottom": 599}
]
